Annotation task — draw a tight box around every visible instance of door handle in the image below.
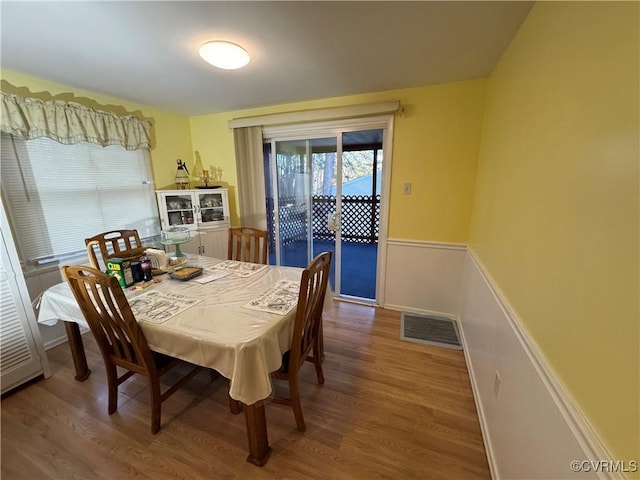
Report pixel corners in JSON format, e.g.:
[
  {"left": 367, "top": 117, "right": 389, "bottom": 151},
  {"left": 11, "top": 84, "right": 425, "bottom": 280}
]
[{"left": 327, "top": 212, "right": 340, "bottom": 231}]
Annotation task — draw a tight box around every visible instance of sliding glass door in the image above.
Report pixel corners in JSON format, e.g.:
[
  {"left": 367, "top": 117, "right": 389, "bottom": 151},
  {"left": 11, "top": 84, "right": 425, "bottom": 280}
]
[
  {"left": 264, "top": 125, "right": 384, "bottom": 302},
  {"left": 338, "top": 130, "right": 382, "bottom": 299},
  {"left": 268, "top": 137, "right": 338, "bottom": 289}
]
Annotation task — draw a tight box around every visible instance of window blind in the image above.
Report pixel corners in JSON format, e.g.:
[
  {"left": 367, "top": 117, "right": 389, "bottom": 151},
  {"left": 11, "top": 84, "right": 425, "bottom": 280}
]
[{"left": 1, "top": 133, "right": 160, "bottom": 265}]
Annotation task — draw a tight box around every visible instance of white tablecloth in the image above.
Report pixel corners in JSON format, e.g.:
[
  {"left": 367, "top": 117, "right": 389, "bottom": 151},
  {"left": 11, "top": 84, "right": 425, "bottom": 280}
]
[{"left": 38, "top": 256, "right": 310, "bottom": 405}]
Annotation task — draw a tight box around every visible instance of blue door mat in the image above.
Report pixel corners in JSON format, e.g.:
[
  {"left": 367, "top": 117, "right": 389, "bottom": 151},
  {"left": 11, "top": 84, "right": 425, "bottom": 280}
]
[{"left": 400, "top": 313, "right": 463, "bottom": 350}]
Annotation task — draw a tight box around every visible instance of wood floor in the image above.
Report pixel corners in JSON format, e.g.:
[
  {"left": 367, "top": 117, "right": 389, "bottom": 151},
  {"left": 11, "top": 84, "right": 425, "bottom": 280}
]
[{"left": 1, "top": 301, "right": 491, "bottom": 480}]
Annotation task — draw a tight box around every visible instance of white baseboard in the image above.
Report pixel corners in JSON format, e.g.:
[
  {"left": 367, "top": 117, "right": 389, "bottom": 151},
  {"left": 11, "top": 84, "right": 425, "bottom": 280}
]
[
  {"left": 42, "top": 325, "right": 90, "bottom": 351},
  {"left": 459, "top": 249, "right": 621, "bottom": 480},
  {"left": 383, "top": 303, "right": 460, "bottom": 322},
  {"left": 43, "top": 334, "right": 71, "bottom": 351}
]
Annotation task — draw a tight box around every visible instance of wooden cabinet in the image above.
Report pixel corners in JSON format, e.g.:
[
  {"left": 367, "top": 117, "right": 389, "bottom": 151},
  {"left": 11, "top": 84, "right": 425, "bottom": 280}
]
[
  {"left": 156, "top": 189, "right": 229, "bottom": 231},
  {"left": 1, "top": 204, "right": 50, "bottom": 394},
  {"left": 180, "top": 228, "right": 228, "bottom": 259}
]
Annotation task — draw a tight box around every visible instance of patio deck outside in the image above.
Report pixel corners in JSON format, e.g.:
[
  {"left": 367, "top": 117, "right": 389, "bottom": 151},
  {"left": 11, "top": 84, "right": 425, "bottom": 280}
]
[{"left": 267, "top": 194, "right": 379, "bottom": 299}]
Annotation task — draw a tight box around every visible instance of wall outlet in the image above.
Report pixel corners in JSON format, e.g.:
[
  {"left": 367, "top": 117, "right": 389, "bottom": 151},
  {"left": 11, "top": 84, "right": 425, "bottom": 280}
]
[
  {"left": 493, "top": 371, "right": 501, "bottom": 397},
  {"left": 403, "top": 182, "right": 412, "bottom": 195}
]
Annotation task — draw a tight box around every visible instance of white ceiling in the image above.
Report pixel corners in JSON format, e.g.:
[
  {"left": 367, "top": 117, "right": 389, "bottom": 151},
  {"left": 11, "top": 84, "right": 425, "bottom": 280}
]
[{"left": 1, "top": 1, "right": 533, "bottom": 116}]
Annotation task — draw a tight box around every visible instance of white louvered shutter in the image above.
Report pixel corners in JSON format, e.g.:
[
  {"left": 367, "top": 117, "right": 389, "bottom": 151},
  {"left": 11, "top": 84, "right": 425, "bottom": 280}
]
[{"left": 0, "top": 210, "right": 49, "bottom": 393}]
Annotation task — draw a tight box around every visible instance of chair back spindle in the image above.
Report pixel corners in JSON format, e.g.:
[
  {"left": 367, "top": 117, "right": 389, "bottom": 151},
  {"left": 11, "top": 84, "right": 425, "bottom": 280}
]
[
  {"left": 228, "top": 227, "right": 268, "bottom": 264},
  {"left": 290, "top": 252, "right": 331, "bottom": 372},
  {"left": 85, "top": 229, "right": 146, "bottom": 271},
  {"left": 63, "top": 266, "right": 156, "bottom": 376}
]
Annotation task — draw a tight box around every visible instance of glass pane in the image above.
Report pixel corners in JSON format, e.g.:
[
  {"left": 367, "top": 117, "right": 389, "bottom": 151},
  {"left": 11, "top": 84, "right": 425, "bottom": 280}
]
[
  {"left": 198, "top": 192, "right": 224, "bottom": 224},
  {"left": 197, "top": 192, "right": 222, "bottom": 207},
  {"left": 165, "top": 194, "right": 194, "bottom": 226},
  {"left": 339, "top": 129, "right": 382, "bottom": 299},
  {"left": 275, "top": 139, "right": 309, "bottom": 268},
  {"left": 310, "top": 137, "right": 337, "bottom": 292},
  {"left": 165, "top": 194, "right": 193, "bottom": 210}
]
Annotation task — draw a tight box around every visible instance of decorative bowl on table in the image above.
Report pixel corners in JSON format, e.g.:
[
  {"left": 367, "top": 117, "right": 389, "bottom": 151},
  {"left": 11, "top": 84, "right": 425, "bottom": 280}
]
[
  {"left": 160, "top": 227, "right": 191, "bottom": 258},
  {"left": 161, "top": 226, "right": 190, "bottom": 244}
]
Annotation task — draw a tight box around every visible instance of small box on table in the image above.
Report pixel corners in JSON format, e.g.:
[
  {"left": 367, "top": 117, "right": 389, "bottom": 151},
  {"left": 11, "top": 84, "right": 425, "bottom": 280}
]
[{"left": 106, "top": 258, "right": 134, "bottom": 288}]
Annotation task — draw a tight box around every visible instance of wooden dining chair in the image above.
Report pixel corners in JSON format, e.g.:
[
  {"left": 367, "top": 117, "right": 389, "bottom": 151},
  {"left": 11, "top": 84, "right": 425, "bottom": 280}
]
[
  {"left": 270, "top": 250, "right": 332, "bottom": 432},
  {"left": 62, "top": 265, "right": 203, "bottom": 434},
  {"left": 227, "top": 227, "right": 268, "bottom": 264},
  {"left": 85, "top": 229, "right": 147, "bottom": 270}
]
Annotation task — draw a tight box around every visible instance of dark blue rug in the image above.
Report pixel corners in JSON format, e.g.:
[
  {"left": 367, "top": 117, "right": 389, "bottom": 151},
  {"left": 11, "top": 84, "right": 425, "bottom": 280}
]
[{"left": 269, "top": 239, "right": 377, "bottom": 299}]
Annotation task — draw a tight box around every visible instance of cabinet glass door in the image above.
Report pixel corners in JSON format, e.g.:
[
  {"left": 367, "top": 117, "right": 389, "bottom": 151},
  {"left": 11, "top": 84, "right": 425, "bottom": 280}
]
[
  {"left": 163, "top": 194, "right": 194, "bottom": 227},
  {"left": 197, "top": 192, "right": 225, "bottom": 225}
]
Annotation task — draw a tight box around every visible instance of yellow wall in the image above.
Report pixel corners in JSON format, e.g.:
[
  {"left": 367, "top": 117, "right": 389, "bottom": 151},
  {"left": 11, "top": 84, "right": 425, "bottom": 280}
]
[
  {"left": 1, "top": 70, "right": 193, "bottom": 189},
  {"left": 1, "top": 70, "right": 486, "bottom": 241},
  {"left": 469, "top": 1, "right": 639, "bottom": 462},
  {"left": 189, "top": 80, "right": 486, "bottom": 238}
]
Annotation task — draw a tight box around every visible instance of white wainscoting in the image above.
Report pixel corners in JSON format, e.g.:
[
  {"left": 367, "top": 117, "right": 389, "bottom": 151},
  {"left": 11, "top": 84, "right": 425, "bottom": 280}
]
[
  {"left": 459, "top": 250, "right": 619, "bottom": 480},
  {"left": 383, "top": 239, "right": 466, "bottom": 317}
]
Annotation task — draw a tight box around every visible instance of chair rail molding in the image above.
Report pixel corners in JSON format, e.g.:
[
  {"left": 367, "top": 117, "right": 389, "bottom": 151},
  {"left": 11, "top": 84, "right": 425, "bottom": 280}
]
[{"left": 386, "top": 238, "right": 467, "bottom": 250}]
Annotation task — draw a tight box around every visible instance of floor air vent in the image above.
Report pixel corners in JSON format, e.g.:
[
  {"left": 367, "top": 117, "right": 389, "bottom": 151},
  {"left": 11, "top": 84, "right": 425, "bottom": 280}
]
[{"left": 400, "top": 313, "right": 462, "bottom": 350}]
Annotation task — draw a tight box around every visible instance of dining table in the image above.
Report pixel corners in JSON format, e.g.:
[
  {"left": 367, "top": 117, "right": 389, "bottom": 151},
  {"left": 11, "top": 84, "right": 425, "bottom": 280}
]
[{"left": 37, "top": 255, "right": 320, "bottom": 466}]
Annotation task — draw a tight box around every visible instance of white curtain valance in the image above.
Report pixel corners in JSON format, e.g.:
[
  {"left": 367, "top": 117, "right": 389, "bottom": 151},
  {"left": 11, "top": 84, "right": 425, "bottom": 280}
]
[
  {"left": 228, "top": 100, "right": 401, "bottom": 129},
  {"left": 0, "top": 92, "right": 152, "bottom": 150}
]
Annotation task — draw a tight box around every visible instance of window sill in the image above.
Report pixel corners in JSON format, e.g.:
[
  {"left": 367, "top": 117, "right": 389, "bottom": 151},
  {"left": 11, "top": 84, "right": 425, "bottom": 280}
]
[{"left": 22, "top": 254, "right": 91, "bottom": 279}]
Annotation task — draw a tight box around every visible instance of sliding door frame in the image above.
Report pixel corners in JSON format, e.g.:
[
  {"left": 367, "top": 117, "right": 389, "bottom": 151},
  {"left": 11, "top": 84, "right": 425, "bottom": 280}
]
[{"left": 263, "top": 114, "right": 395, "bottom": 305}]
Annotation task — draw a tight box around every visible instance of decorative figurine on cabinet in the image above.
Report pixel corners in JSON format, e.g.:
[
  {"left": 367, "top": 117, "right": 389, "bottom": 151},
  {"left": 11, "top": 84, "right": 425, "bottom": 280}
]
[{"left": 175, "top": 159, "right": 190, "bottom": 189}]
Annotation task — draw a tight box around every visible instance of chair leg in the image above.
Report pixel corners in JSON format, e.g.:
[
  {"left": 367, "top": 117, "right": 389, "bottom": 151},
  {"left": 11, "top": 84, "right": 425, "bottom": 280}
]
[
  {"left": 313, "top": 342, "right": 325, "bottom": 385},
  {"left": 149, "top": 379, "right": 162, "bottom": 434},
  {"left": 318, "top": 320, "right": 325, "bottom": 362},
  {"left": 313, "top": 355, "right": 325, "bottom": 385},
  {"left": 106, "top": 364, "right": 118, "bottom": 414},
  {"left": 288, "top": 376, "right": 306, "bottom": 432}
]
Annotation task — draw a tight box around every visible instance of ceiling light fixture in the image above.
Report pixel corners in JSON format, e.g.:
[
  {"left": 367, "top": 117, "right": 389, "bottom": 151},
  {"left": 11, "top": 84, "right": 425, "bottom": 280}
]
[{"left": 199, "top": 41, "right": 250, "bottom": 70}]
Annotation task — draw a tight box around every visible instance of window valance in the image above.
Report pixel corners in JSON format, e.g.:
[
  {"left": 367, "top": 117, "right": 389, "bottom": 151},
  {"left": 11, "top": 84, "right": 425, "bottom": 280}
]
[
  {"left": 0, "top": 92, "right": 152, "bottom": 150},
  {"left": 228, "top": 100, "right": 401, "bottom": 129}
]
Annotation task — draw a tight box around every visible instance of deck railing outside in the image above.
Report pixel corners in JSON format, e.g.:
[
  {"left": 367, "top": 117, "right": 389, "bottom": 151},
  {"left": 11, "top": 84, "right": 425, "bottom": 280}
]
[{"left": 267, "top": 195, "right": 381, "bottom": 249}]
